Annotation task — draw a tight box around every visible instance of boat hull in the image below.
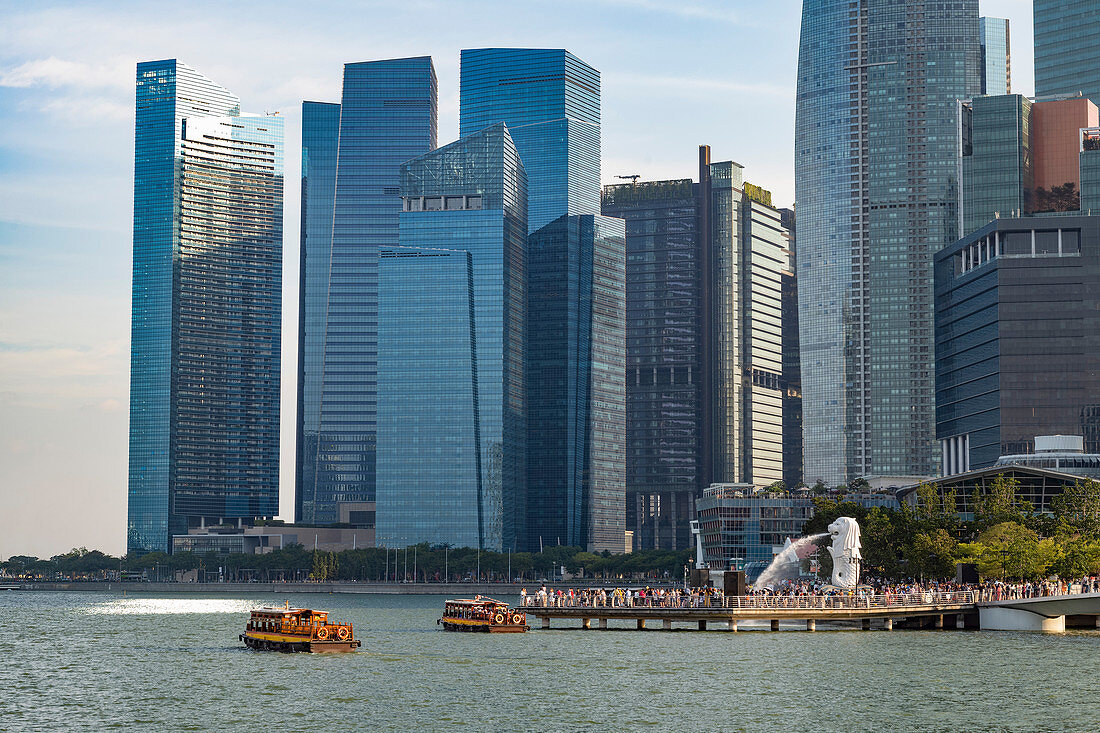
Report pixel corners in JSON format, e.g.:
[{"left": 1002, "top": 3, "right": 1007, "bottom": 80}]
[
  {"left": 240, "top": 632, "right": 361, "bottom": 653},
  {"left": 439, "top": 619, "right": 527, "bottom": 633}
]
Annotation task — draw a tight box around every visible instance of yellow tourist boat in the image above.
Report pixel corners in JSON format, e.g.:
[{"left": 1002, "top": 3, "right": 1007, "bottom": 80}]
[
  {"left": 240, "top": 603, "right": 361, "bottom": 652},
  {"left": 439, "top": 596, "right": 527, "bottom": 633}
]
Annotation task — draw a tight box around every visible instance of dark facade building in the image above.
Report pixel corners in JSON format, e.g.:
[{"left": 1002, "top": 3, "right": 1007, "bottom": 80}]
[
  {"left": 935, "top": 215, "right": 1100, "bottom": 473},
  {"left": 129, "top": 60, "right": 283, "bottom": 554},
  {"left": 780, "top": 208, "right": 803, "bottom": 489},
  {"left": 795, "top": 0, "right": 981, "bottom": 485},
  {"left": 298, "top": 58, "right": 437, "bottom": 525},
  {"left": 527, "top": 214, "right": 626, "bottom": 553},
  {"left": 602, "top": 177, "right": 702, "bottom": 550},
  {"left": 602, "top": 148, "right": 791, "bottom": 550},
  {"left": 1034, "top": 0, "right": 1100, "bottom": 106}
]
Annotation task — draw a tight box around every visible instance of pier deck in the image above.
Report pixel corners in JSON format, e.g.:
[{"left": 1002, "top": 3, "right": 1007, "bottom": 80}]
[{"left": 527, "top": 592, "right": 977, "bottom": 631}]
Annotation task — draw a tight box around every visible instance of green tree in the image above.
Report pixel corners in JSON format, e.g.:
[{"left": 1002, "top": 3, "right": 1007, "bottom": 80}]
[{"left": 1051, "top": 479, "right": 1100, "bottom": 538}]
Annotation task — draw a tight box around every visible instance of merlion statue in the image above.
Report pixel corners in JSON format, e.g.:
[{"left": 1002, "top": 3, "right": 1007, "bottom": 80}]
[{"left": 827, "top": 517, "right": 862, "bottom": 588}]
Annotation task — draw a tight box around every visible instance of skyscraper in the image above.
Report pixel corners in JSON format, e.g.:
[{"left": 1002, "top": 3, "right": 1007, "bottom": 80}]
[
  {"left": 527, "top": 214, "right": 626, "bottom": 553},
  {"left": 1035, "top": 1, "right": 1100, "bottom": 105},
  {"left": 602, "top": 177, "right": 703, "bottom": 550},
  {"left": 459, "top": 48, "right": 600, "bottom": 232},
  {"left": 296, "top": 101, "right": 340, "bottom": 524},
  {"left": 779, "top": 208, "right": 803, "bottom": 490},
  {"left": 602, "top": 149, "right": 791, "bottom": 550},
  {"left": 795, "top": 0, "right": 980, "bottom": 485},
  {"left": 936, "top": 214, "right": 1100, "bottom": 471},
  {"left": 377, "top": 123, "right": 527, "bottom": 551},
  {"left": 979, "top": 17, "right": 1011, "bottom": 96},
  {"left": 129, "top": 60, "right": 283, "bottom": 554},
  {"left": 959, "top": 94, "right": 1098, "bottom": 235},
  {"left": 299, "top": 58, "right": 437, "bottom": 525}
]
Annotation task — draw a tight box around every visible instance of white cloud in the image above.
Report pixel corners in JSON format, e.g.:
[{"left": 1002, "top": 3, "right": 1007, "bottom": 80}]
[{"left": 0, "top": 56, "right": 132, "bottom": 90}]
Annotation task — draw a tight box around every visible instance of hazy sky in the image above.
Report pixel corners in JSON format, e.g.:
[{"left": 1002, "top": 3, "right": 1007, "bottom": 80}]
[{"left": 0, "top": 0, "right": 1034, "bottom": 559}]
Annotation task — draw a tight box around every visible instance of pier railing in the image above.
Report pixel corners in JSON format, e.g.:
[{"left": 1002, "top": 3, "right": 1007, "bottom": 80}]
[{"left": 528, "top": 591, "right": 975, "bottom": 611}]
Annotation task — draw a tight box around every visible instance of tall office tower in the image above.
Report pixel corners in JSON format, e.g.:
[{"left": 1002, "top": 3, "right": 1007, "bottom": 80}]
[
  {"left": 602, "top": 177, "right": 705, "bottom": 550},
  {"left": 376, "top": 123, "right": 527, "bottom": 551},
  {"left": 795, "top": 0, "right": 980, "bottom": 486},
  {"left": 979, "top": 17, "right": 1011, "bottom": 96},
  {"left": 602, "top": 148, "right": 790, "bottom": 550},
  {"left": 1035, "top": 1, "right": 1100, "bottom": 105},
  {"left": 779, "top": 208, "right": 803, "bottom": 489},
  {"left": 129, "top": 60, "right": 283, "bottom": 554},
  {"left": 296, "top": 101, "right": 340, "bottom": 523},
  {"left": 713, "top": 165, "right": 787, "bottom": 489},
  {"left": 459, "top": 48, "right": 600, "bottom": 232},
  {"left": 300, "top": 58, "right": 437, "bottom": 526},
  {"left": 959, "top": 95, "right": 1099, "bottom": 235},
  {"left": 936, "top": 214, "right": 1100, "bottom": 471},
  {"left": 527, "top": 214, "right": 626, "bottom": 553}
]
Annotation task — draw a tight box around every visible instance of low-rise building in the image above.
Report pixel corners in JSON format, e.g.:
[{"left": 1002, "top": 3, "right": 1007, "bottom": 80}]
[
  {"left": 172, "top": 523, "right": 375, "bottom": 555},
  {"left": 695, "top": 484, "right": 814, "bottom": 573}
]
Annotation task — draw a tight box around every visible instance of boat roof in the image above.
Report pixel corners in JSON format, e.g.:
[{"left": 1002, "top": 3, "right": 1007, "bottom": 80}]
[
  {"left": 251, "top": 607, "right": 328, "bottom": 615},
  {"left": 446, "top": 597, "right": 509, "bottom": 606}
]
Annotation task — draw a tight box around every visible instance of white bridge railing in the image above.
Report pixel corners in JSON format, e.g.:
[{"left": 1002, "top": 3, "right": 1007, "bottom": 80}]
[{"left": 529, "top": 591, "right": 975, "bottom": 611}]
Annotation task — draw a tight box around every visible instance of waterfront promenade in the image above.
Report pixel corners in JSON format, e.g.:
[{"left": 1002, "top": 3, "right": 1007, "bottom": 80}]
[{"left": 526, "top": 591, "right": 978, "bottom": 631}]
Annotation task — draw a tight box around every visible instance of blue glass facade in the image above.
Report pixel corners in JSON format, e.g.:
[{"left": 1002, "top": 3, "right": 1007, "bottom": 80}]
[
  {"left": 795, "top": 1, "right": 980, "bottom": 485},
  {"left": 377, "top": 248, "right": 482, "bottom": 549},
  {"left": 295, "top": 101, "right": 340, "bottom": 522},
  {"left": 459, "top": 48, "right": 600, "bottom": 232},
  {"left": 129, "top": 60, "right": 282, "bottom": 554},
  {"left": 527, "top": 214, "right": 626, "bottom": 552},
  {"left": 979, "top": 17, "right": 1011, "bottom": 96},
  {"left": 377, "top": 123, "right": 527, "bottom": 551},
  {"left": 304, "top": 58, "right": 437, "bottom": 525},
  {"left": 1035, "top": 1, "right": 1100, "bottom": 105}
]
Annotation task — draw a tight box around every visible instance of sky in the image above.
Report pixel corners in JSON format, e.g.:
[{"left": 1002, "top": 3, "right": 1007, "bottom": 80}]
[{"left": 0, "top": 0, "right": 1035, "bottom": 560}]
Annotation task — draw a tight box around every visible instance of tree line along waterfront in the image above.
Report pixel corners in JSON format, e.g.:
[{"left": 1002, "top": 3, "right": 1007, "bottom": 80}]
[
  {"left": 807, "top": 476, "right": 1100, "bottom": 582},
  {"left": 6, "top": 475, "right": 1099, "bottom": 585},
  {"left": 1, "top": 544, "right": 693, "bottom": 584}
]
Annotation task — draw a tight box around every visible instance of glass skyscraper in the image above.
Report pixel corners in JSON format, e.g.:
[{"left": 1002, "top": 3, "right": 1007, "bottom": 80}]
[
  {"left": 979, "top": 17, "right": 1011, "bottom": 96},
  {"left": 459, "top": 48, "right": 600, "bottom": 232},
  {"left": 1035, "top": 1, "right": 1100, "bottom": 105},
  {"left": 129, "top": 60, "right": 283, "bottom": 554},
  {"left": 296, "top": 101, "right": 340, "bottom": 523},
  {"left": 527, "top": 214, "right": 626, "bottom": 553},
  {"left": 795, "top": 1, "right": 980, "bottom": 485},
  {"left": 376, "top": 123, "right": 527, "bottom": 551},
  {"left": 299, "top": 58, "right": 437, "bottom": 525},
  {"left": 602, "top": 178, "right": 703, "bottom": 550},
  {"left": 602, "top": 149, "right": 791, "bottom": 550}
]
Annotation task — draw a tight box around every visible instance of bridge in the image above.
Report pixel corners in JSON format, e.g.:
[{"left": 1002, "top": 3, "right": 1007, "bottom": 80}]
[
  {"left": 978, "top": 592, "right": 1100, "bottom": 632},
  {"left": 528, "top": 591, "right": 1100, "bottom": 632}
]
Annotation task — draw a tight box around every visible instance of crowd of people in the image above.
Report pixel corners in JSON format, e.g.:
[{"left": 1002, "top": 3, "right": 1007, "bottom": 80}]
[{"left": 518, "top": 574, "right": 1100, "bottom": 609}]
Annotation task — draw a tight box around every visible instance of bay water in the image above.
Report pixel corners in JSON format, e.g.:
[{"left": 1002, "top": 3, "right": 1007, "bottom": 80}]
[{"left": 2, "top": 591, "right": 1098, "bottom": 731}]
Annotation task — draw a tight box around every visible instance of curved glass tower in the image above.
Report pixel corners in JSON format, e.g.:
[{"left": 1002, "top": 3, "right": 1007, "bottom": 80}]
[{"left": 795, "top": 1, "right": 980, "bottom": 485}]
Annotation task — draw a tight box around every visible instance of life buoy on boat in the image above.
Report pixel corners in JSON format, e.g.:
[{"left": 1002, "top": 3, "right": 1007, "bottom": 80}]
[
  {"left": 494, "top": 613, "right": 505, "bottom": 624},
  {"left": 336, "top": 626, "right": 350, "bottom": 641},
  {"left": 316, "top": 626, "right": 330, "bottom": 641},
  {"left": 512, "top": 613, "right": 523, "bottom": 624}
]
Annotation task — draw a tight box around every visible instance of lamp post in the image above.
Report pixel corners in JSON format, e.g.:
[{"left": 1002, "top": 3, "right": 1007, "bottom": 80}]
[{"left": 999, "top": 549, "right": 1010, "bottom": 582}]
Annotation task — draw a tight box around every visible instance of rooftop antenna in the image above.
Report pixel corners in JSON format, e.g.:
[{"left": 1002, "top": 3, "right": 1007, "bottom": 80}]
[{"left": 616, "top": 174, "right": 641, "bottom": 185}]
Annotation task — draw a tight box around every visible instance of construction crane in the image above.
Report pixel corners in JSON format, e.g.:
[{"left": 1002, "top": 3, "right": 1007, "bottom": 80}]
[{"left": 615, "top": 174, "right": 641, "bottom": 184}]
